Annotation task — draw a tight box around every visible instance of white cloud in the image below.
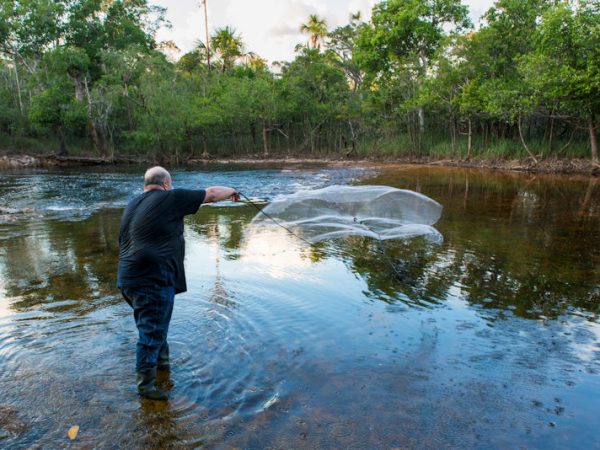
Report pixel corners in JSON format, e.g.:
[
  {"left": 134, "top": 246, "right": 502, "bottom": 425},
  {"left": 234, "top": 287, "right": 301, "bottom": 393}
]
[
  {"left": 224, "top": 0, "right": 329, "bottom": 62},
  {"left": 270, "top": 23, "right": 301, "bottom": 38}
]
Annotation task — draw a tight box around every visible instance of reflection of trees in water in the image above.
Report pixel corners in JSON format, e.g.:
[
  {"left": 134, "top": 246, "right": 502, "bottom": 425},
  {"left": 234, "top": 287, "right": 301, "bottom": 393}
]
[
  {"left": 185, "top": 180, "right": 598, "bottom": 319},
  {"left": 336, "top": 232, "right": 598, "bottom": 319},
  {"left": 187, "top": 206, "right": 258, "bottom": 309},
  {"left": 187, "top": 206, "right": 255, "bottom": 259},
  {"left": 349, "top": 169, "right": 600, "bottom": 318},
  {"left": 209, "top": 219, "right": 234, "bottom": 309},
  {"left": 578, "top": 178, "right": 598, "bottom": 219},
  {"left": 1, "top": 171, "right": 597, "bottom": 322},
  {"left": 0, "top": 205, "right": 255, "bottom": 315},
  {"left": 334, "top": 236, "right": 452, "bottom": 307},
  {"left": 0, "top": 209, "right": 122, "bottom": 314}
]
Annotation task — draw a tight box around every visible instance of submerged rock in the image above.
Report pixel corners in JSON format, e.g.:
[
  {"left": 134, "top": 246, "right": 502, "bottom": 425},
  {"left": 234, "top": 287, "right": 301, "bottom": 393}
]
[{"left": 0, "top": 405, "right": 28, "bottom": 438}]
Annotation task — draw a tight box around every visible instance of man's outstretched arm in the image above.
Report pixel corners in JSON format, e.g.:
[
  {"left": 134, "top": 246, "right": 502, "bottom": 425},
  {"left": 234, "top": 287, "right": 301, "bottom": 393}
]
[{"left": 203, "top": 186, "right": 240, "bottom": 204}]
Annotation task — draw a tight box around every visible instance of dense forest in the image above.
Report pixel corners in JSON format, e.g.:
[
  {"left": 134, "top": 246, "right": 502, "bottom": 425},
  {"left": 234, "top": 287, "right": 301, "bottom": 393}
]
[{"left": 0, "top": 0, "right": 598, "bottom": 165}]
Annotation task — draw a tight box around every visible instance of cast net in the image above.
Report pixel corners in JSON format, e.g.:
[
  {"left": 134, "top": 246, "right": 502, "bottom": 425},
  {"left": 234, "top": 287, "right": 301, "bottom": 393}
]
[{"left": 250, "top": 185, "right": 443, "bottom": 243}]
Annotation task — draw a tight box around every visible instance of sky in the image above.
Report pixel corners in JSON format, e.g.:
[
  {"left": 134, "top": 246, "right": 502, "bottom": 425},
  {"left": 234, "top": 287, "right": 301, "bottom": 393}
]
[{"left": 150, "top": 0, "right": 497, "bottom": 64}]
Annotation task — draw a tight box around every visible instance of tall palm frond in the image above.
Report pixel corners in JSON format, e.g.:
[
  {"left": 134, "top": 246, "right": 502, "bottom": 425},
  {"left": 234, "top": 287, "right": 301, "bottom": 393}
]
[
  {"left": 300, "top": 14, "right": 328, "bottom": 50},
  {"left": 210, "top": 26, "right": 244, "bottom": 72}
]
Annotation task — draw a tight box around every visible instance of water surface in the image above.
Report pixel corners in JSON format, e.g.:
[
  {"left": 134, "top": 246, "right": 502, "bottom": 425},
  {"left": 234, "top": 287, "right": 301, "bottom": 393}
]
[{"left": 0, "top": 165, "right": 598, "bottom": 448}]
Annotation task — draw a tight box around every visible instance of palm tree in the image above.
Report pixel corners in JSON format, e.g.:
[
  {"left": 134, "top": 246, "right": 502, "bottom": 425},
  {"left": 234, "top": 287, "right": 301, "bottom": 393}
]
[
  {"left": 243, "top": 52, "right": 268, "bottom": 71},
  {"left": 210, "top": 26, "right": 244, "bottom": 72},
  {"left": 350, "top": 11, "right": 362, "bottom": 23},
  {"left": 300, "top": 14, "right": 328, "bottom": 50},
  {"left": 200, "top": 0, "right": 211, "bottom": 70}
]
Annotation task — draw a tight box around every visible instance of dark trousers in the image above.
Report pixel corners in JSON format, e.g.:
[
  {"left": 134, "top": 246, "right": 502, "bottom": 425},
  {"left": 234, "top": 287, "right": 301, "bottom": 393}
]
[{"left": 122, "top": 285, "right": 175, "bottom": 372}]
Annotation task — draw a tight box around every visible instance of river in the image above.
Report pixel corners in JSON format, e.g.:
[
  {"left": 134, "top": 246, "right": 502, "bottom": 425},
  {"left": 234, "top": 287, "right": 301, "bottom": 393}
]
[{"left": 0, "top": 164, "right": 598, "bottom": 448}]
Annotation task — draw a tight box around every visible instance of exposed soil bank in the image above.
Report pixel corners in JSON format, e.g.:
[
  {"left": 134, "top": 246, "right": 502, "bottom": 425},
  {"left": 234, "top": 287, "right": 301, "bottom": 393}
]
[
  {"left": 1, "top": 153, "right": 599, "bottom": 176},
  {"left": 0, "top": 154, "right": 140, "bottom": 169}
]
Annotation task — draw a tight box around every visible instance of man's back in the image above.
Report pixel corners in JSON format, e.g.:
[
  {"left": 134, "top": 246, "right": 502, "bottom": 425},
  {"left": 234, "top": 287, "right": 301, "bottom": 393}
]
[{"left": 118, "top": 189, "right": 205, "bottom": 293}]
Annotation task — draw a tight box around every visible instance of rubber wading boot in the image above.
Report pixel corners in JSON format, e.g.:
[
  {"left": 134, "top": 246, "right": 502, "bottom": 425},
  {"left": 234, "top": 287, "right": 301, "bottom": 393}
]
[
  {"left": 136, "top": 368, "right": 168, "bottom": 400},
  {"left": 157, "top": 344, "right": 170, "bottom": 371}
]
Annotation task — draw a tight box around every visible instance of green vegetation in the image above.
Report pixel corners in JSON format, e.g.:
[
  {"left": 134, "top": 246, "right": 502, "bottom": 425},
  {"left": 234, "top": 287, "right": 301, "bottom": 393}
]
[{"left": 0, "top": 0, "right": 598, "bottom": 165}]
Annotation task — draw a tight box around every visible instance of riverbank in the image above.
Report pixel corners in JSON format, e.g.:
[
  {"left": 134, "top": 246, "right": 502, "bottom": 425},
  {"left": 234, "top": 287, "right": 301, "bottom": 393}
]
[
  {"left": 1, "top": 153, "right": 598, "bottom": 176},
  {"left": 0, "top": 154, "right": 140, "bottom": 169}
]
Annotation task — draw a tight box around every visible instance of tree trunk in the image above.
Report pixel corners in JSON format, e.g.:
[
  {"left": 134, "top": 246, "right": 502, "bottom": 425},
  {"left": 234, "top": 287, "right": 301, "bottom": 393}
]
[
  {"left": 12, "top": 55, "right": 23, "bottom": 115},
  {"left": 203, "top": 0, "right": 211, "bottom": 71},
  {"left": 58, "top": 127, "right": 68, "bottom": 156},
  {"left": 548, "top": 114, "right": 554, "bottom": 154},
  {"left": 589, "top": 113, "right": 599, "bottom": 166},
  {"left": 83, "top": 78, "right": 100, "bottom": 155},
  {"left": 484, "top": 121, "right": 489, "bottom": 146},
  {"left": 466, "top": 119, "right": 472, "bottom": 160},
  {"left": 417, "top": 52, "right": 427, "bottom": 142},
  {"left": 451, "top": 117, "right": 457, "bottom": 156},
  {"left": 251, "top": 123, "right": 257, "bottom": 146},
  {"left": 481, "top": 121, "right": 486, "bottom": 147},
  {"left": 406, "top": 111, "right": 414, "bottom": 156},
  {"left": 74, "top": 77, "right": 85, "bottom": 101},
  {"left": 202, "top": 137, "right": 209, "bottom": 159},
  {"left": 124, "top": 82, "right": 134, "bottom": 130},
  {"left": 558, "top": 128, "right": 576, "bottom": 154},
  {"left": 262, "top": 123, "right": 269, "bottom": 157},
  {"left": 107, "top": 125, "right": 115, "bottom": 162},
  {"left": 187, "top": 129, "right": 194, "bottom": 159},
  {"left": 518, "top": 114, "right": 538, "bottom": 164},
  {"left": 347, "top": 120, "right": 356, "bottom": 156},
  {"left": 417, "top": 107, "right": 425, "bottom": 138}
]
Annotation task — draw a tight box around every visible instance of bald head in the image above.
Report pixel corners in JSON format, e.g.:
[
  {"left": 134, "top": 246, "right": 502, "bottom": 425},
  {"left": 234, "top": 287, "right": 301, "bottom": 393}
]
[{"left": 144, "top": 166, "right": 172, "bottom": 190}]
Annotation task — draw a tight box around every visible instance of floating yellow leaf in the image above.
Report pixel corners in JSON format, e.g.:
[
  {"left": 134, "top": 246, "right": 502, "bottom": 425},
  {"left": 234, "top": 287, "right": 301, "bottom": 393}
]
[{"left": 68, "top": 425, "right": 79, "bottom": 440}]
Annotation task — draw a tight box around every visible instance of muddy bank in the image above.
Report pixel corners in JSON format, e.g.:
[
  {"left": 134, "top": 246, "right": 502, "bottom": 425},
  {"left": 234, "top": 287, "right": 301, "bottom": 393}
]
[
  {"left": 192, "top": 156, "right": 600, "bottom": 176},
  {"left": 422, "top": 156, "right": 600, "bottom": 176},
  {"left": 1, "top": 153, "right": 599, "bottom": 176},
  {"left": 0, "top": 154, "right": 139, "bottom": 169}
]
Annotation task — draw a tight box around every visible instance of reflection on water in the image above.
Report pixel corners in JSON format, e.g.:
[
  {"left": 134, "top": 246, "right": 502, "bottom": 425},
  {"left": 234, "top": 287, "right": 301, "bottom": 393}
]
[
  {"left": 360, "top": 169, "right": 599, "bottom": 318},
  {"left": 0, "top": 166, "right": 599, "bottom": 448}
]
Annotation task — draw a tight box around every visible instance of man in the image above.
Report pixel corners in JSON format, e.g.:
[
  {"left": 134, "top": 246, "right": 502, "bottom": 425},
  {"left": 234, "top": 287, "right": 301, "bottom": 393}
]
[{"left": 118, "top": 166, "right": 239, "bottom": 400}]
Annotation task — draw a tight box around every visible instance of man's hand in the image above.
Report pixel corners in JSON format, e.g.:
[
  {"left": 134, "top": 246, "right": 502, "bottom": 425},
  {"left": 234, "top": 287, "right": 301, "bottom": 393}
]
[{"left": 230, "top": 191, "right": 241, "bottom": 202}]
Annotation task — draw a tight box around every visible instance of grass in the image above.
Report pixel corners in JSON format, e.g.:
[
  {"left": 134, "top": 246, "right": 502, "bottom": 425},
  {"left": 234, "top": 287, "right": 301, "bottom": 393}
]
[
  {"left": 0, "top": 134, "right": 96, "bottom": 157},
  {"left": 353, "top": 132, "right": 591, "bottom": 161},
  {"left": 0, "top": 130, "right": 593, "bottom": 163}
]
